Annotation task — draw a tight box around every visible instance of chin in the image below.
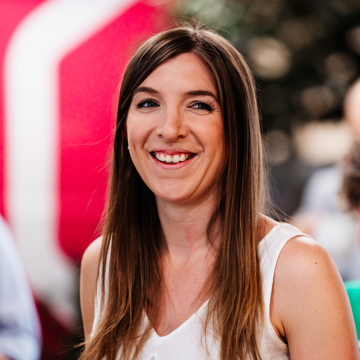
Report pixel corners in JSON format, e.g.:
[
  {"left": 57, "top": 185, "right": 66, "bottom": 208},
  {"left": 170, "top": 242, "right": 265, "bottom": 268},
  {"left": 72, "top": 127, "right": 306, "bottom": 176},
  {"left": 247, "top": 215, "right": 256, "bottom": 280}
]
[{"left": 154, "top": 192, "right": 189, "bottom": 204}]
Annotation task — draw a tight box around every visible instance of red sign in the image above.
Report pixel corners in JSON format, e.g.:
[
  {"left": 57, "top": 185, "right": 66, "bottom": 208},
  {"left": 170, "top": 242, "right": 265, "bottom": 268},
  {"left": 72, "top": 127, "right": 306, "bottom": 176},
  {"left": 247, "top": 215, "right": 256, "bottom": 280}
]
[{"left": 0, "top": 0, "right": 171, "bottom": 326}]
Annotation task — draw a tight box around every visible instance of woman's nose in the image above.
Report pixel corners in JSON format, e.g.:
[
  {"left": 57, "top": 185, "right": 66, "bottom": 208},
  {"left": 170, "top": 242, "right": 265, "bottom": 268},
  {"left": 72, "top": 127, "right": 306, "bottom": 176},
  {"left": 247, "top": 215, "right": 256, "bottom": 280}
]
[{"left": 156, "top": 109, "right": 188, "bottom": 142}]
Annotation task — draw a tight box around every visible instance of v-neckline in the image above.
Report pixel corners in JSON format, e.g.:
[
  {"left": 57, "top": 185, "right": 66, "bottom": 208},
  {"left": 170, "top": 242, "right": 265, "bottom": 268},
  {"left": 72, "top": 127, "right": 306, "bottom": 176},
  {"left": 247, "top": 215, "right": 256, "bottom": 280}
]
[
  {"left": 145, "top": 223, "right": 284, "bottom": 339},
  {"left": 145, "top": 298, "right": 210, "bottom": 339}
]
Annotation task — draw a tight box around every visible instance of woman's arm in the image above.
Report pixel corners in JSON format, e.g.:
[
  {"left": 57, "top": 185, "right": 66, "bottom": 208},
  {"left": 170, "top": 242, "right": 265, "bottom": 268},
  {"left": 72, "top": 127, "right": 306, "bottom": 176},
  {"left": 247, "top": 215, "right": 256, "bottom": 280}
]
[
  {"left": 80, "top": 237, "right": 102, "bottom": 345},
  {"left": 271, "top": 236, "right": 359, "bottom": 360}
]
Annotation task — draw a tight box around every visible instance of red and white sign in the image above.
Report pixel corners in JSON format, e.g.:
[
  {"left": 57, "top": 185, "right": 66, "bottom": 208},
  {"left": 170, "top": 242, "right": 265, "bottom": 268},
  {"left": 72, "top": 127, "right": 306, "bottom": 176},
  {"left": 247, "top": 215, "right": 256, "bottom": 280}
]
[{"left": 0, "top": 0, "right": 172, "bottom": 325}]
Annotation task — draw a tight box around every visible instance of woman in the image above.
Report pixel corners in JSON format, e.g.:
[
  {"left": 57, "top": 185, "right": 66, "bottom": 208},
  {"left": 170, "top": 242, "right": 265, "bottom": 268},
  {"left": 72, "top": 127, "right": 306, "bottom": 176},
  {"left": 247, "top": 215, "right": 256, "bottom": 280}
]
[{"left": 80, "top": 24, "right": 359, "bottom": 360}]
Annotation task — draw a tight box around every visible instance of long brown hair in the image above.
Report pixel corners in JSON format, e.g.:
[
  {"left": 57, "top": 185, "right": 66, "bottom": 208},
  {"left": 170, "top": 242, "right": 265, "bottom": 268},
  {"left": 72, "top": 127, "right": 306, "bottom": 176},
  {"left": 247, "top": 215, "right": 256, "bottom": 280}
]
[{"left": 81, "top": 23, "right": 265, "bottom": 360}]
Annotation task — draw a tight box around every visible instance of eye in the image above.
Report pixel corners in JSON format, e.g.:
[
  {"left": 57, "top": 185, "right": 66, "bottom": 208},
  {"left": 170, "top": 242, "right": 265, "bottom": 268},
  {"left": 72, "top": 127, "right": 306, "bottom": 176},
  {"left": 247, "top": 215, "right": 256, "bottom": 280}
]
[
  {"left": 191, "top": 101, "right": 214, "bottom": 112},
  {"left": 136, "top": 99, "right": 159, "bottom": 109}
]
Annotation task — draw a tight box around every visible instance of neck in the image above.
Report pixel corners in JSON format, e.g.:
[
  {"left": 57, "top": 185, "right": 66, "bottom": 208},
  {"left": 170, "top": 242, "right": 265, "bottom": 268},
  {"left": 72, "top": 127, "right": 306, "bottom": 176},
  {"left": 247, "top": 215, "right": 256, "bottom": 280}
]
[{"left": 156, "top": 194, "right": 220, "bottom": 264}]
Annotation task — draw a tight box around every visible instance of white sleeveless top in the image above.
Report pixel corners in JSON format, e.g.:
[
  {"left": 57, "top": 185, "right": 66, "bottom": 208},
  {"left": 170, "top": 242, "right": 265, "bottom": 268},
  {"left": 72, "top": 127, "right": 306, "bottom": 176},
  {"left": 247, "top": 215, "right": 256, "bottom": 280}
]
[{"left": 91, "top": 223, "right": 310, "bottom": 359}]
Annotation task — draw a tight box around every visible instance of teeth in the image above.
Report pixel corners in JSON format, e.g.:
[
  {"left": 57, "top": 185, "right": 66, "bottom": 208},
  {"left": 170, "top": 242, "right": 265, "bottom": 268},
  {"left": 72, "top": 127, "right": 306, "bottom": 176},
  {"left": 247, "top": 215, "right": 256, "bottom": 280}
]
[{"left": 154, "top": 153, "right": 191, "bottom": 164}]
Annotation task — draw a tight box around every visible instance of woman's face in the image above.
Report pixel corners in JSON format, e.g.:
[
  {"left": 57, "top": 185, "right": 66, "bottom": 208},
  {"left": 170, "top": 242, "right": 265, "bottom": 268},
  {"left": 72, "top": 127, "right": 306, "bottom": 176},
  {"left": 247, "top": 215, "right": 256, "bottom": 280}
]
[{"left": 126, "top": 52, "right": 225, "bottom": 207}]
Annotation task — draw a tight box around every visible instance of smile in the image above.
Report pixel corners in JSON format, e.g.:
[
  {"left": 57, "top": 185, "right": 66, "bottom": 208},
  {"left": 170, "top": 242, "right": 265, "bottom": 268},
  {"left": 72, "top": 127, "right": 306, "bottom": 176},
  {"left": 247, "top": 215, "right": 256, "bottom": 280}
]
[{"left": 151, "top": 151, "right": 196, "bottom": 164}]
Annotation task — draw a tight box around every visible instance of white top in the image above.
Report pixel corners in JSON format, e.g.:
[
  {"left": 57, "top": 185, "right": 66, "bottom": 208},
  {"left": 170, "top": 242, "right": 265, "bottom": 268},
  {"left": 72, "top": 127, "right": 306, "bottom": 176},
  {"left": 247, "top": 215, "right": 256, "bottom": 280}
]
[{"left": 92, "top": 223, "right": 310, "bottom": 359}]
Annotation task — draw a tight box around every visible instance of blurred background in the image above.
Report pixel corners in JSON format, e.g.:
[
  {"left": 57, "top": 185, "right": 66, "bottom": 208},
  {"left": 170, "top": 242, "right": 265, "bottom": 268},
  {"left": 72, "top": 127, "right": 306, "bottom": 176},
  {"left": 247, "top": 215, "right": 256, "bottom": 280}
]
[{"left": 0, "top": 0, "right": 360, "bottom": 358}]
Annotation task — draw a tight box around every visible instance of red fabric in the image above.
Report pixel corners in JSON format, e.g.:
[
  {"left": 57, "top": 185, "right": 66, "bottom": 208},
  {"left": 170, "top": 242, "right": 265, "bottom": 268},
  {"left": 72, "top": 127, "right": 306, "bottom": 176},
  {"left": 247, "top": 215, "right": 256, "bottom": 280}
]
[
  {"left": 59, "top": 1, "right": 170, "bottom": 261},
  {"left": 0, "top": 2, "right": 171, "bottom": 358},
  {"left": 0, "top": 1, "right": 170, "bottom": 261}
]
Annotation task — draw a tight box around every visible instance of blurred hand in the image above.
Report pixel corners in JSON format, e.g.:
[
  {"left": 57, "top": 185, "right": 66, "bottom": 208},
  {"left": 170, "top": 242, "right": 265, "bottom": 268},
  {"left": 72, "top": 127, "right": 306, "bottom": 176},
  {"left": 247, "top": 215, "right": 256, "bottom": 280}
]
[{"left": 0, "top": 353, "right": 10, "bottom": 360}]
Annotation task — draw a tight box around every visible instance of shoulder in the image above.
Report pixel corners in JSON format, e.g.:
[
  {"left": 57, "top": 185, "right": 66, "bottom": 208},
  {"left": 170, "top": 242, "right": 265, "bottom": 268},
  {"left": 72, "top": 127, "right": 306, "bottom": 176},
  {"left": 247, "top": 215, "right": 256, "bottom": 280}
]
[
  {"left": 80, "top": 236, "right": 103, "bottom": 295},
  {"left": 273, "top": 236, "right": 339, "bottom": 313},
  {"left": 81, "top": 236, "right": 103, "bottom": 291},
  {"left": 81, "top": 236, "right": 103, "bottom": 272},
  {"left": 80, "top": 236, "right": 103, "bottom": 343},
  {"left": 277, "top": 234, "right": 330, "bottom": 277},
  {"left": 271, "top": 235, "right": 359, "bottom": 359}
]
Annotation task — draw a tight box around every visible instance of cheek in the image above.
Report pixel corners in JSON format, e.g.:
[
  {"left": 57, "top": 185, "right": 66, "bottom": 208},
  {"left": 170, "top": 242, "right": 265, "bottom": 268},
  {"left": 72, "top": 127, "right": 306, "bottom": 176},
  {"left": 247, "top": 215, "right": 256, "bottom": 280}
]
[
  {"left": 126, "top": 117, "right": 148, "bottom": 145},
  {"left": 204, "top": 124, "right": 226, "bottom": 173},
  {"left": 126, "top": 118, "right": 154, "bottom": 177},
  {"left": 126, "top": 116, "right": 137, "bottom": 141},
  {"left": 209, "top": 124, "right": 225, "bottom": 156}
]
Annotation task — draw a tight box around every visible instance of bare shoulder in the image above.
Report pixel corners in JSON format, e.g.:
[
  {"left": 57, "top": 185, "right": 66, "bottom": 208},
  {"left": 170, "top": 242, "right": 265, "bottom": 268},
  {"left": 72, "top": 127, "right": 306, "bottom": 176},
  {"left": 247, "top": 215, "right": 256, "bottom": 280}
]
[
  {"left": 273, "top": 236, "right": 343, "bottom": 315},
  {"left": 80, "top": 236, "right": 103, "bottom": 344},
  {"left": 277, "top": 235, "right": 334, "bottom": 279},
  {"left": 81, "top": 236, "right": 103, "bottom": 295},
  {"left": 274, "top": 235, "right": 346, "bottom": 304},
  {"left": 81, "top": 236, "right": 103, "bottom": 272},
  {"left": 271, "top": 235, "right": 359, "bottom": 359}
]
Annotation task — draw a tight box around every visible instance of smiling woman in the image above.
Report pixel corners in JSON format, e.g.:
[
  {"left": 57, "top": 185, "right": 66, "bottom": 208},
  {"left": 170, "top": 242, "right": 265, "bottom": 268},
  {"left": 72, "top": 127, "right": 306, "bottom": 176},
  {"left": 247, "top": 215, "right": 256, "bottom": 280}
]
[
  {"left": 79, "top": 23, "right": 360, "bottom": 360},
  {"left": 127, "top": 53, "right": 224, "bottom": 206}
]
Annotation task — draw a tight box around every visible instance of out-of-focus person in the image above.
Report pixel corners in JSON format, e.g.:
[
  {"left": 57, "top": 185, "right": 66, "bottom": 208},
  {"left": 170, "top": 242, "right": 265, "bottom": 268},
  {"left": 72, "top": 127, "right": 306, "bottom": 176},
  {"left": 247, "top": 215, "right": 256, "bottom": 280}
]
[
  {"left": 343, "top": 141, "right": 360, "bottom": 243},
  {"left": 292, "top": 79, "right": 360, "bottom": 281},
  {"left": 342, "top": 140, "right": 360, "bottom": 347},
  {"left": 0, "top": 216, "right": 42, "bottom": 360},
  {"left": 345, "top": 79, "right": 360, "bottom": 140}
]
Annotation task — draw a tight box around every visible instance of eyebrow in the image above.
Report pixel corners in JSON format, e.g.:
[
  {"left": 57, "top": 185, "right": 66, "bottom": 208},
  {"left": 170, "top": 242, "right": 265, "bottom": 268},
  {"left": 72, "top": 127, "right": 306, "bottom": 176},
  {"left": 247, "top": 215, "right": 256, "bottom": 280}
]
[
  {"left": 187, "top": 90, "right": 218, "bottom": 102},
  {"left": 133, "top": 87, "right": 218, "bottom": 102},
  {"left": 133, "top": 86, "right": 158, "bottom": 95}
]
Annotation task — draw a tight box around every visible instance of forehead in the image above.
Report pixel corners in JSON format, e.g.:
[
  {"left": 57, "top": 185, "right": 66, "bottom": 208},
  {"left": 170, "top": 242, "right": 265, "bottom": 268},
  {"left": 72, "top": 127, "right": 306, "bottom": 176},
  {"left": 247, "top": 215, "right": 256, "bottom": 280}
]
[{"left": 138, "top": 52, "right": 217, "bottom": 94}]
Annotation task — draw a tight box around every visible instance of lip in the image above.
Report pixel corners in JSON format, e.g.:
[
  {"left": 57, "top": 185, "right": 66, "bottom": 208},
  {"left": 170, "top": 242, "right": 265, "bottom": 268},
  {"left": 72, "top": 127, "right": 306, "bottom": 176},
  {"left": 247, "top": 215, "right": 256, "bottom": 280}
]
[
  {"left": 150, "top": 150, "right": 197, "bottom": 169},
  {"left": 151, "top": 149, "right": 194, "bottom": 156}
]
